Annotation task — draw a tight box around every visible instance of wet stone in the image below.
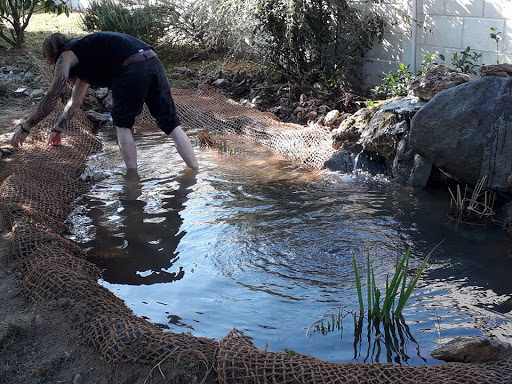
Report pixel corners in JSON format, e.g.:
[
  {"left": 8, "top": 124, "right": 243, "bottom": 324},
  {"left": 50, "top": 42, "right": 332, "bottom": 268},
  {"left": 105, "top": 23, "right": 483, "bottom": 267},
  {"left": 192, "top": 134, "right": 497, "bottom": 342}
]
[
  {"left": 73, "top": 373, "right": 84, "bottom": 384},
  {"left": 431, "top": 336, "right": 512, "bottom": 363}
]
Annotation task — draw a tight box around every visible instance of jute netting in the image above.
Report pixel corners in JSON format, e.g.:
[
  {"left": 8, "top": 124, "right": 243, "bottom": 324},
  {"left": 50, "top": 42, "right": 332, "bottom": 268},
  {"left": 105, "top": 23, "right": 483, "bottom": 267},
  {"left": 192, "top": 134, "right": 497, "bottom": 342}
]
[
  {"left": 136, "top": 87, "right": 336, "bottom": 170},
  {"left": 1, "top": 89, "right": 511, "bottom": 383}
]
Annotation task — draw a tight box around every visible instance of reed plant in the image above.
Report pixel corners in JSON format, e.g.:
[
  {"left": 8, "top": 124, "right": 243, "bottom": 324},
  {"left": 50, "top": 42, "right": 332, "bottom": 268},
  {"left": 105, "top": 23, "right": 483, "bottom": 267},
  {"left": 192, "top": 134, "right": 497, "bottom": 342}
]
[
  {"left": 352, "top": 246, "right": 435, "bottom": 324},
  {"left": 448, "top": 176, "right": 496, "bottom": 225}
]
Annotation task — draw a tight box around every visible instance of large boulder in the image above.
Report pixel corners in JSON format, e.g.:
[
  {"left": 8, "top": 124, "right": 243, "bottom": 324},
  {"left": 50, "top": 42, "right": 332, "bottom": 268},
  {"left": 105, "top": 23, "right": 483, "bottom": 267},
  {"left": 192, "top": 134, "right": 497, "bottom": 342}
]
[
  {"left": 408, "top": 64, "right": 470, "bottom": 101},
  {"left": 410, "top": 76, "right": 512, "bottom": 192}
]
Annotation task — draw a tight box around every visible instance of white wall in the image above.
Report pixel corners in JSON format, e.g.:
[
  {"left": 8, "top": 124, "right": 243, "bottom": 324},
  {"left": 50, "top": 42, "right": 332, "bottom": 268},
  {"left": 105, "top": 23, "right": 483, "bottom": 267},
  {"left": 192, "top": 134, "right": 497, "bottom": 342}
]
[{"left": 355, "top": 0, "right": 512, "bottom": 85}]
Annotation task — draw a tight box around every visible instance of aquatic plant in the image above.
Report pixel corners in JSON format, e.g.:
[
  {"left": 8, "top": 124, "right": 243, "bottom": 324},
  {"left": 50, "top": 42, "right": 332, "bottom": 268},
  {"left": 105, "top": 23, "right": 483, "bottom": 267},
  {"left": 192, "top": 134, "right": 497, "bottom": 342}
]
[
  {"left": 309, "top": 246, "right": 437, "bottom": 362},
  {"left": 352, "top": 247, "right": 430, "bottom": 324},
  {"left": 448, "top": 176, "right": 496, "bottom": 225}
]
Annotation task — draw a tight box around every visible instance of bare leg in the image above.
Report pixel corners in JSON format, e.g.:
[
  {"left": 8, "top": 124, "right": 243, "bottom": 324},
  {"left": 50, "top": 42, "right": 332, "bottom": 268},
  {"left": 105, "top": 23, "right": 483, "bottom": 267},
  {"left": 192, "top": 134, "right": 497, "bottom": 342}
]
[
  {"left": 170, "top": 125, "right": 199, "bottom": 169},
  {"left": 116, "top": 126, "right": 137, "bottom": 169}
]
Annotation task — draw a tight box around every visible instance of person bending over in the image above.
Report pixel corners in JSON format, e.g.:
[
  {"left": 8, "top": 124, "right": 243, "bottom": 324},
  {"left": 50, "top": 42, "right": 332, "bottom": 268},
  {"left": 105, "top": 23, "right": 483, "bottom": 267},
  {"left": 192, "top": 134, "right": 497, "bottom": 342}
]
[{"left": 10, "top": 31, "right": 198, "bottom": 170}]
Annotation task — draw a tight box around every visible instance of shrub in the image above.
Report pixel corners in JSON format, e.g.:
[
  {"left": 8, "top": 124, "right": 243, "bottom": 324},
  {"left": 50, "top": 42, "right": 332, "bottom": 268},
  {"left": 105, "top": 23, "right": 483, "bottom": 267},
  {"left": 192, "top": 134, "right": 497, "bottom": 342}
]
[
  {"left": 371, "top": 62, "right": 412, "bottom": 99},
  {"left": 254, "top": 0, "right": 384, "bottom": 90},
  {"left": 80, "top": 0, "right": 174, "bottom": 47}
]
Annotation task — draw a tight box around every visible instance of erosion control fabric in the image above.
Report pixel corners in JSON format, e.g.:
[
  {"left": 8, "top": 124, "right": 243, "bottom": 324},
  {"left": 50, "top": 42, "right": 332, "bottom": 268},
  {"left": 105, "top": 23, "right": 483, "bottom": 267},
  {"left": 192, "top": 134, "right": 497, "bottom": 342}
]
[{"left": 1, "top": 88, "right": 511, "bottom": 383}]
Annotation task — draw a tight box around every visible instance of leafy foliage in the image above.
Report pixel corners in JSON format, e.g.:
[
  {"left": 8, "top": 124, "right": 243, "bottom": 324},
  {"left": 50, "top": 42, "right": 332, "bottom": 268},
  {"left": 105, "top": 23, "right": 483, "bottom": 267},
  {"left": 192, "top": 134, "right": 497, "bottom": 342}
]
[
  {"left": 168, "top": 0, "right": 259, "bottom": 54},
  {"left": 80, "top": 0, "right": 173, "bottom": 47},
  {"left": 254, "top": 0, "right": 384, "bottom": 89},
  {"left": 0, "top": 0, "right": 69, "bottom": 46},
  {"left": 371, "top": 62, "right": 412, "bottom": 99},
  {"left": 439, "top": 46, "right": 482, "bottom": 75}
]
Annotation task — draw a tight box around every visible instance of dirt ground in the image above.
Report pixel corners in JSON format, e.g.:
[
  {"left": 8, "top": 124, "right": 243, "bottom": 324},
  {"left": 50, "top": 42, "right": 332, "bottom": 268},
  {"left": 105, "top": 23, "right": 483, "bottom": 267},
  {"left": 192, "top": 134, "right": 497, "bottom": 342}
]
[{"left": 0, "top": 97, "right": 213, "bottom": 384}]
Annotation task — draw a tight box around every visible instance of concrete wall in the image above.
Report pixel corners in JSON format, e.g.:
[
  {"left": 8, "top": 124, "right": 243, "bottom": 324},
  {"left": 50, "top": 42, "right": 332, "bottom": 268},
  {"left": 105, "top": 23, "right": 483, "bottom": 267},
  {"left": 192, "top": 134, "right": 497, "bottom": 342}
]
[{"left": 355, "top": 0, "right": 512, "bottom": 85}]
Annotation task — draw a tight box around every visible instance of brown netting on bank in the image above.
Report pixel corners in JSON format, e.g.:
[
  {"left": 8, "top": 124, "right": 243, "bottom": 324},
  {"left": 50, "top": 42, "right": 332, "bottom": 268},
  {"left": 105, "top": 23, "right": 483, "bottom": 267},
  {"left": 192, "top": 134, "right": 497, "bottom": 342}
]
[
  {"left": 1, "top": 92, "right": 511, "bottom": 383},
  {"left": 135, "top": 87, "right": 336, "bottom": 170}
]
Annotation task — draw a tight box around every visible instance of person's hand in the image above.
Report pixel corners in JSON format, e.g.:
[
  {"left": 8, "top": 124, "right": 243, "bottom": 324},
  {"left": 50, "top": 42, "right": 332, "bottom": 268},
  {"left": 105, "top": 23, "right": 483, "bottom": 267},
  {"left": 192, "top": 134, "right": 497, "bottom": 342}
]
[
  {"left": 47, "top": 128, "right": 63, "bottom": 146},
  {"left": 11, "top": 123, "right": 30, "bottom": 147}
]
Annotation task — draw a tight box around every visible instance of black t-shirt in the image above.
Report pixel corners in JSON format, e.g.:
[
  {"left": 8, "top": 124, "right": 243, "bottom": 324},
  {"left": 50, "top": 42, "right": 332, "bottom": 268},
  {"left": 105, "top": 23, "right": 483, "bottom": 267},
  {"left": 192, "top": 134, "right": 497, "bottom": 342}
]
[{"left": 63, "top": 32, "right": 151, "bottom": 87}]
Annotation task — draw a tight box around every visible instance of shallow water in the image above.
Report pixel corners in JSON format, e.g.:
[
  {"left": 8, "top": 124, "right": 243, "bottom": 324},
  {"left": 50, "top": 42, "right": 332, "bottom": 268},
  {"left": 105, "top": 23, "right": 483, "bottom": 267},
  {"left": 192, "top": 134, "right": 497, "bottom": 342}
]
[{"left": 69, "top": 127, "right": 512, "bottom": 365}]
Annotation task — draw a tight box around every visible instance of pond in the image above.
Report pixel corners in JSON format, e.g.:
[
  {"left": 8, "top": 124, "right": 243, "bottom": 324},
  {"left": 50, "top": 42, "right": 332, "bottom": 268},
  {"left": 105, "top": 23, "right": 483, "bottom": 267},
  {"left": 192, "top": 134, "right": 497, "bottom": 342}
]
[{"left": 68, "top": 126, "right": 512, "bottom": 365}]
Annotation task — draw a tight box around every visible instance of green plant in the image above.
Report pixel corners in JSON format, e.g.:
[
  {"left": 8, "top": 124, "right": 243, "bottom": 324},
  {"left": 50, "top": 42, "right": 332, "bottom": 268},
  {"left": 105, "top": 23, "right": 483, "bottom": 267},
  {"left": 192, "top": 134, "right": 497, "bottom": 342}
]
[
  {"left": 490, "top": 27, "right": 504, "bottom": 64},
  {"left": 352, "top": 247, "right": 432, "bottom": 324},
  {"left": 439, "top": 46, "right": 482, "bottom": 75},
  {"left": 490, "top": 27, "right": 502, "bottom": 50},
  {"left": 80, "top": 0, "right": 173, "bottom": 46},
  {"left": 0, "top": 0, "right": 69, "bottom": 47},
  {"left": 371, "top": 62, "right": 412, "bottom": 99},
  {"left": 419, "top": 53, "right": 438, "bottom": 75},
  {"left": 255, "top": 0, "right": 384, "bottom": 89},
  {"left": 448, "top": 176, "right": 496, "bottom": 224}
]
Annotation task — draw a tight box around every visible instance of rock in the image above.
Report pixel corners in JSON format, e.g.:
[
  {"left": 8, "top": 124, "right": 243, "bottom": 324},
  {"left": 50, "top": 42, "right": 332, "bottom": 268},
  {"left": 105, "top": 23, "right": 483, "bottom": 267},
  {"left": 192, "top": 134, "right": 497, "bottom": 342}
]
[
  {"left": 29, "top": 89, "right": 45, "bottom": 99},
  {"left": 358, "top": 111, "right": 407, "bottom": 159},
  {"left": 0, "top": 147, "right": 13, "bottom": 156},
  {"left": 318, "top": 105, "right": 328, "bottom": 114},
  {"left": 313, "top": 82, "right": 323, "bottom": 90},
  {"left": 379, "top": 96, "right": 426, "bottom": 119},
  {"left": 82, "top": 89, "right": 102, "bottom": 111},
  {"left": 331, "top": 106, "right": 377, "bottom": 148},
  {"left": 408, "top": 64, "right": 470, "bottom": 101},
  {"left": 480, "top": 63, "right": 512, "bottom": 78},
  {"left": 95, "top": 87, "right": 109, "bottom": 100},
  {"left": 73, "top": 373, "right": 84, "bottom": 384},
  {"left": 85, "top": 110, "right": 111, "bottom": 128},
  {"left": 431, "top": 336, "right": 512, "bottom": 363},
  {"left": 23, "top": 71, "right": 35, "bottom": 81},
  {"left": 103, "top": 91, "right": 113, "bottom": 110},
  {"left": 324, "top": 109, "right": 340, "bottom": 126},
  {"left": 305, "top": 110, "right": 317, "bottom": 121},
  {"left": 410, "top": 76, "right": 512, "bottom": 192},
  {"left": 324, "top": 147, "right": 387, "bottom": 176},
  {"left": 392, "top": 135, "right": 433, "bottom": 187},
  {"left": 212, "top": 78, "right": 229, "bottom": 88}
]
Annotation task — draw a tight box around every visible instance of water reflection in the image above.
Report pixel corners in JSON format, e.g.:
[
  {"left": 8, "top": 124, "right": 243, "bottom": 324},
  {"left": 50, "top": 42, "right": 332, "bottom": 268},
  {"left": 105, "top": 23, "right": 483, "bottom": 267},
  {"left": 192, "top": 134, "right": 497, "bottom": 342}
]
[
  {"left": 71, "top": 131, "right": 512, "bottom": 365},
  {"left": 87, "top": 168, "right": 198, "bottom": 285}
]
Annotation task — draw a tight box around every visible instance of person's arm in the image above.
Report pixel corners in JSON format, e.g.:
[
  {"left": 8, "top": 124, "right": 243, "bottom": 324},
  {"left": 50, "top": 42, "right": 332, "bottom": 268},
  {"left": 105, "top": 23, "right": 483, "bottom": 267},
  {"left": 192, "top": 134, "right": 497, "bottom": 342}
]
[
  {"left": 11, "top": 51, "right": 77, "bottom": 147},
  {"left": 47, "top": 78, "right": 89, "bottom": 146},
  {"left": 170, "top": 125, "right": 199, "bottom": 169}
]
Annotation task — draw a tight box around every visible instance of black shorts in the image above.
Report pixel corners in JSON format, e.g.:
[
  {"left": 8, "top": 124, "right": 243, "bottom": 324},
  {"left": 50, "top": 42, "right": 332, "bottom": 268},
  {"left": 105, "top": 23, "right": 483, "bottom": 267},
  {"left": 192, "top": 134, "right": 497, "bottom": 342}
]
[{"left": 111, "top": 56, "right": 180, "bottom": 134}]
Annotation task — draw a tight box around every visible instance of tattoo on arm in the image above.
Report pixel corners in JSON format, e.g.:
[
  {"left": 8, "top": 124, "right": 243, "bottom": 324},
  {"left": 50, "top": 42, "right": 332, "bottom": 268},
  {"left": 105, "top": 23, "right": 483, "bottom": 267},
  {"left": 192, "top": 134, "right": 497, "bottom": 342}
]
[{"left": 25, "top": 73, "right": 67, "bottom": 128}]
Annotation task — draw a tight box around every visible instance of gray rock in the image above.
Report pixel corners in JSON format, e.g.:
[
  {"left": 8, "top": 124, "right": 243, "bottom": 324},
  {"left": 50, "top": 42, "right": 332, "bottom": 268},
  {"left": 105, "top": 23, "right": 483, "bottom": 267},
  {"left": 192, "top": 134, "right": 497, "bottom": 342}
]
[
  {"left": 408, "top": 64, "right": 470, "bottom": 101},
  {"left": 325, "top": 148, "right": 387, "bottom": 176},
  {"left": 103, "top": 91, "right": 113, "bottom": 110},
  {"left": 410, "top": 76, "right": 512, "bottom": 192},
  {"left": 212, "top": 78, "right": 229, "bottom": 88},
  {"left": 95, "top": 87, "right": 109, "bottom": 100},
  {"left": 392, "top": 135, "right": 433, "bottom": 187},
  {"left": 318, "top": 105, "right": 328, "bottom": 114},
  {"left": 358, "top": 111, "right": 407, "bottom": 159},
  {"left": 73, "top": 373, "right": 84, "bottom": 384},
  {"left": 30, "top": 89, "right": 45, "bottom": 99},
  {"left": 332, "top": 106, "right": 378, "bottom": 148},
  {"left": 431, "top": 336, "right": 512, "bottom": 363},
  {"left": 380, "top": 96, "right": 426, "bottom": 118},
  {"left": 480, "top": 63, "right": 512, "bottom": 78}
]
